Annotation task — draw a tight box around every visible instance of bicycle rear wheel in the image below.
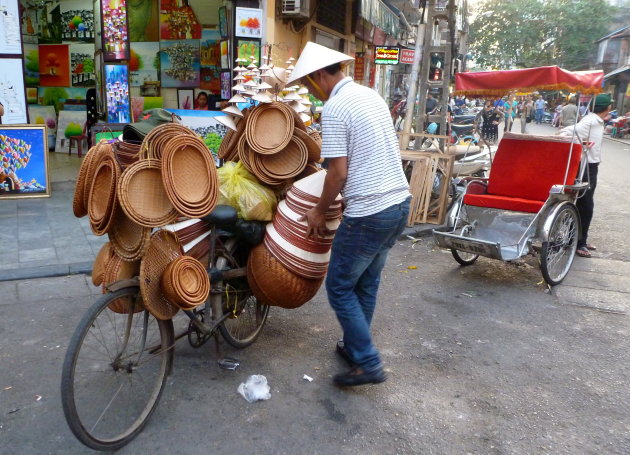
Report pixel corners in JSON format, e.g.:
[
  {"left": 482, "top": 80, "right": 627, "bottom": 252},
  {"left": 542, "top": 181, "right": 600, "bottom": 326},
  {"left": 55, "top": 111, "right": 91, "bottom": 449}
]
[
  {"left": 61, "top": 286, "right": 174, "bottom": 451},
  {"left": 217, "top": 239, "right": 269, "bottom": 349}
]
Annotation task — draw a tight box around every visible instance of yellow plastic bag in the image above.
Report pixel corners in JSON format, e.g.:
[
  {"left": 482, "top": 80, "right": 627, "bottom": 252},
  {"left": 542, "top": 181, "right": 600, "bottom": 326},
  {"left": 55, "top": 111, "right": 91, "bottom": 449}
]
[{"left": 217, "top": 161, "right": 277, "bottom": 221}]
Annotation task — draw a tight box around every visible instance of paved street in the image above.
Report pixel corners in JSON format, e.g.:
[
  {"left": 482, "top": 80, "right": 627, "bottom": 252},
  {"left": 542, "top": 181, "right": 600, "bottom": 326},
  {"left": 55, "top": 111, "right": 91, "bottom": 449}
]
[{"left": 0, "top": 126, "right": 629, "bottom": 454}]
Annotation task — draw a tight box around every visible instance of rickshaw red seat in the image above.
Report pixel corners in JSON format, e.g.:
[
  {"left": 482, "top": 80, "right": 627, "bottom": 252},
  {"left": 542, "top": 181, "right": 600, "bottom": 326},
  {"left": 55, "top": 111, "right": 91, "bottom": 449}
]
[{"left": 463, "top": 133, "right": 582, "bottom": 213}]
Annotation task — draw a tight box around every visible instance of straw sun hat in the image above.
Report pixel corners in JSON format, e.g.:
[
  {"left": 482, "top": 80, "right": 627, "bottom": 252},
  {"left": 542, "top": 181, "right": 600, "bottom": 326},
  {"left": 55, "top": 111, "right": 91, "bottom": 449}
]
[{"left": 286, "top": 41, "right": 354, "bottom": 84}]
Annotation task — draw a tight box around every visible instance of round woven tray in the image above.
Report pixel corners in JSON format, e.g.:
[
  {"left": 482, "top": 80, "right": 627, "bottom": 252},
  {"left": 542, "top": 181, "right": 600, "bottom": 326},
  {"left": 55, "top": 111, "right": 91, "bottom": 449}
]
[
  {"left": 256, "top": 135, "right": 308, "bottom": 179},
  {"left": 118, "top": 159, "right": 179, "bottom": 228},
  {"left": 140, "top": 123, "right": 195, "bottom": 160},
  {"left": 218, "top": 110, "right": 249, "bottom": 160},
  {"left": 161, "top": 256, "right": 209, "bottom": 310},
  {"left": 88, "top": 152, "right": 120, "bottom": 236},
  {"left": 102, "top": 254, "right": 143, "bottom": 313},
  {"left": 245, "top": 102, "right": 294, "bottom": 154},
  {"left": 108, "top": 205, "right": 152, "bottom": 261},
  {"left": 247, "top": 242, "right": 323, "bottom": 309},
  {"left": 139, "top": 230, "right": 184, "bottom": 320},
  {"left": 73, "top": 142, "right": 109, "bottom": 218},
  {"left": 92, "top": 242, "right": 114, "bottom": 286},
  {"left": 293, "top": 128, "right": 321, "bottom": 163}
]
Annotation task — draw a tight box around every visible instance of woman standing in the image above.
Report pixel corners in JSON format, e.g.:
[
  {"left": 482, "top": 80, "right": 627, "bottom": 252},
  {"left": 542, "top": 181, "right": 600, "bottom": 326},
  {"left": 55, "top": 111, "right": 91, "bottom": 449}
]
[{"left": 477, "top": 100, "right": 501, "bottom": 144}]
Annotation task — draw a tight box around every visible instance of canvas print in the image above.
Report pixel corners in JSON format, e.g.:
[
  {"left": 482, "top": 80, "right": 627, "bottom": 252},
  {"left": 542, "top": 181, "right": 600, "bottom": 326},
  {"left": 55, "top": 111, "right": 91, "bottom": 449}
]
[
  {"left": 21, "top": 5, "right": 38, "bottom": 44},
  {"left": 218, "top": 6, "right": 228, "bottom": 38},
  {"left": 101, "top": 0, "right": 129, "bottom": 61},
  {"left": 61, "top": 0, "right": 95, "bottom": 42},
  {"left": 128, "top": 0, "right": 158, "bottom": 41},
  {"left": 234, "top": 7, "right": 262, "bottom": 39},
  {"left": 177, "top": 89, "right": 194, "bottom": 110},
  {"left": 26, "top": 88, "right": 38, "bottom": 104},
  {"left": 37, "top": 1, "right": 62, "bottom": 44},
  {"left": 39, "top": 44, "right": 71, "bottom": 87},
  {"left": 237, "top": 39, "right": 261, "bottom": 65},
  {"left": 0, "top": 0, "right": 22, "bottom": 54},
  {"left": 38, "top": 87, "right": 87, "bottom": 112},
  {"left": 0, "top": 126, "right": 50, "bottom": 198},
  {"left": 0, "top": 58, "right": 28, "bottom": 124},
  {"left": 159, "top": 0, "right": 201, "bottom": 40},
  {"left": 129, "top": 42, "right": 160, "bottom": 86},
  {"left": 166, "top": 109, "right": 227, "bottom": 164},
  {"left": 28, "top": 104, "right": 57, "bottom": 146},
  {"left": 105, "top": 64, "right": 130, "bottom": 123},
  {"left": 55, "top": 110, "right": 86, "bottom": 154},
  {"left": 23, "top": 44, "right": 40, "bottom": 87},
  {"left": 70, "top": 43, "right": 96, "bottom": 87},
  {"left": 160, "top": 40, "right": 200, "bottom": 88},
  {"left": 220, "top": 41, "right": 229, "bottom": 69},
  {"left": 130, "top": 96, "right": 162, "bottom": 121},
  {"left": 200, "top": 29, "right": 220, "bottom": 93}
]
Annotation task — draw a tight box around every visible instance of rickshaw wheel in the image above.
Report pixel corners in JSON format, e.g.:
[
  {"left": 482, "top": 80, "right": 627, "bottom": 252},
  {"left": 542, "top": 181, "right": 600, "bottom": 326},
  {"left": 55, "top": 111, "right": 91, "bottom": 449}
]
[
  {"left": 451, "top": 249, "right": 479, "bottom": 266},
  {"left": 540, "top": 204, "right": 579, "bottom": 286}
]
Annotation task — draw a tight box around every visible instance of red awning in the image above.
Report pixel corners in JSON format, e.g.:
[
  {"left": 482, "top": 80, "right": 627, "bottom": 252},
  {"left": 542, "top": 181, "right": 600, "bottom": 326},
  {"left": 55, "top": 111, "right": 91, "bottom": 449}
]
[{"left": 455, "top": 66, "right": 604, "bottom": 97}]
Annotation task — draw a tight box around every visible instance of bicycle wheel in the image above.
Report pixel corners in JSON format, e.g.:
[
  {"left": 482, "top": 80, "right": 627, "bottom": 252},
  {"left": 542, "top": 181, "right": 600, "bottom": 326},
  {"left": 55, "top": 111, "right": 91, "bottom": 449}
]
[
  {"left": 451, "top": 248, "right": 479, "bottom": 266},
  {"left": 61, "top": 287, "right": 174, "bottom": 451},
  {"left": 217, "top": 239, "right": 270, "bottom": 349},
  {"left": 540, "top": 204, "right": 579, "bottom": 286}
]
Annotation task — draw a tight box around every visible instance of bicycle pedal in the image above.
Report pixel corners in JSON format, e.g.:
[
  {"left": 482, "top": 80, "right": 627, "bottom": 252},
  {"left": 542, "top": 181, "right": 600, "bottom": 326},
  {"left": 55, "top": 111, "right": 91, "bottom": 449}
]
[{"left": 218, "top": 357, "right": 240, "bottom": 371}]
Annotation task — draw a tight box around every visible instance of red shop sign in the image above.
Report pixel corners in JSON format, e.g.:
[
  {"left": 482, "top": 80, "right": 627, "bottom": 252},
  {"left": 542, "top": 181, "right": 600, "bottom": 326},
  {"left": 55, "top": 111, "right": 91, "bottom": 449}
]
[
  {"left": 400, "top": 48, "right": 415, "bottom": 64},
  {"left": 354, "top": 54, "right": 365, "bottom": 81}
]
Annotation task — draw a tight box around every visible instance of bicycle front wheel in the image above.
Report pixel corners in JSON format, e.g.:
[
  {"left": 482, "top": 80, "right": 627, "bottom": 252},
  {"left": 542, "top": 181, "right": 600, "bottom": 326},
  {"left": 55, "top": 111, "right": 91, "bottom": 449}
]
[{"left": 61, "top": 286, "right": 174, "bottom": 451}]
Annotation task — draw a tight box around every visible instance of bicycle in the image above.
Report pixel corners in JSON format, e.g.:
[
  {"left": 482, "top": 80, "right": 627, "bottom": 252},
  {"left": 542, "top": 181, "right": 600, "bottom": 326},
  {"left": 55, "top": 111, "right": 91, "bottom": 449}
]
[{"left": 61, "top": 205, "right": 269, "bottom": 451}]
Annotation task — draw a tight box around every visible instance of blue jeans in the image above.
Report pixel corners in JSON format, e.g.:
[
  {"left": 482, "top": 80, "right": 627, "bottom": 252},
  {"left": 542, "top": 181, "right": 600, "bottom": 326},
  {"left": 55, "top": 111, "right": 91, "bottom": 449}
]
[
  {"left": 535, "top": 108, "right": 544, "bottom": 124},
  {"left": 326, "top": 197, "right": 410, "bottom": 373}
]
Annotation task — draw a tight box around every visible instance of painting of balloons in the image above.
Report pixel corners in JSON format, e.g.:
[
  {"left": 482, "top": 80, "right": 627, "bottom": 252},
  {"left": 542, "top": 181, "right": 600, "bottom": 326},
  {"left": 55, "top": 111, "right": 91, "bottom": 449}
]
[
  {"left": 0, "top": 126, "right": 50, "bottom": 199},
  {"left": 60, "top": 0, "right": 95, "bottom": 42}
]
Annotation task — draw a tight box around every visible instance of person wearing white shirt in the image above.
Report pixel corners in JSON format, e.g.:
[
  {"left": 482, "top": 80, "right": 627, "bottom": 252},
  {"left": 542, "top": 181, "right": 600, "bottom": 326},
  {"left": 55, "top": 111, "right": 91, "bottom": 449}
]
[{"left": 559, "top": 93, "right": 613, "bottom": 258}]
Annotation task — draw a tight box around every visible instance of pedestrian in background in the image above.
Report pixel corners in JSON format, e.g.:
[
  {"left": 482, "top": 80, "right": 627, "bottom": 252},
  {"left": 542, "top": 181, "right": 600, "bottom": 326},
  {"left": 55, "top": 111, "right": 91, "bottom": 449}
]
[
  {"left": 288, "top": 42, "right": 411, "bottom": 387},
  {"left": 535, "top": 95, "right": 546, "bottom": 124},
  {"left": 520, "top": 95, "right": 533, "bottom": 134},
  {"left": 559, "top": 93, "right": 613, "bottom": 258},
  {"left": 477, "top": 100, "right": 501, "bottom": 144},
  {"left": 503, "top": 93, "right": 518, "bottom": 131},
  {"left": 560, "top": 96, "right": 578, "bottom": 127}
]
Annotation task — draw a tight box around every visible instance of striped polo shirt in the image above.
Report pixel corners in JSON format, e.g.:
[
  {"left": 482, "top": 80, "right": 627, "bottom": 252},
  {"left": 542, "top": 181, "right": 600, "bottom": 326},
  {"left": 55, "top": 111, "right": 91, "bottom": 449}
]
[{"left": 321, "top": 77, "right": 410, "bottom": 217}]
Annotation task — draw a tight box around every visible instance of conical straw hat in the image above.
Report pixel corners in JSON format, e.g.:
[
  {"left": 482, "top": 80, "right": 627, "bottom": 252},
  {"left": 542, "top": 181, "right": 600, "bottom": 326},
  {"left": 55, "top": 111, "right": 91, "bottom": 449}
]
[
  {"left": 286, "top": 41, "right": 354, "bottom": 84},
  {"left": 216, "top": 114, "right": 238, "bottom": 131}
]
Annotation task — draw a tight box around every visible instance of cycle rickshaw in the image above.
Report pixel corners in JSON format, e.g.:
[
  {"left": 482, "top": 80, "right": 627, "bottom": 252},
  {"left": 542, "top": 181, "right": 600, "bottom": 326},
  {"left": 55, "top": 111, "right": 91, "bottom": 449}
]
[{"left": 433, "top": 66, "right": 604, "bottom": 286}]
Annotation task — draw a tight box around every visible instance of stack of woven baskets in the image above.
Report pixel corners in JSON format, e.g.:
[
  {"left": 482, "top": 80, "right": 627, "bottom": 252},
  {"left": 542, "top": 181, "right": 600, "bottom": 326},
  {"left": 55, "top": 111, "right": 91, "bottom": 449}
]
[{"left": 73, "top": 122, "right": 217, "bottom": 319}]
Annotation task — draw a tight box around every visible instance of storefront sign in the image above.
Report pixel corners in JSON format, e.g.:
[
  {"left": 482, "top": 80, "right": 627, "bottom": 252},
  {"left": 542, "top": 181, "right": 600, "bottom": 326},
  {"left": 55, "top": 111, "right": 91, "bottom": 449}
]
[
  {"left": 375, "top": 46, "right": 399, "bottom": 65},
  {"left": 400, "top": 48, "right": 415, "bottom": 64},
  {"left": 354, "top": 54, "right": 366, "bottom": 81}
]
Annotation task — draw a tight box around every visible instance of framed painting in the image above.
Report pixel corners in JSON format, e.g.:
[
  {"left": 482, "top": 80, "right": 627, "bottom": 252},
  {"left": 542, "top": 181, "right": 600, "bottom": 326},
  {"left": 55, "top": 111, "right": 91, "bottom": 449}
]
[
  {"left": 90, "top": 123, "right": 126, "bottom": 144},
  {"left": 177, "top": 89, "right": 194, "bottom": 110},
  {"left": 220, "top": 40, "right": 229, "bottom": 69},
  {"left": 220, "top": 71, "right": 231, "bottom": 100},
  {"left": 0, "top": 125, "right": 50, "bottom": 199},
  {"left": 0, "top": 0, "right": 23, "bottom": 55},
  {"left": 160, "top": 40, "right": 200, "bottom": 88},
  {"left": 234, "top": 7, "right": 262, "bottom": 39},
  {"left": 38, "top": 44, "right": 71, "bottom": 87},
  {"left": 104, "top": 64, "right": 130, "bottom": 123},
  {"left": 129, "top": 42, "right": 160, "bottom": 86},
  {"left": 0, "top": 57, "right": 29, "bottom": 124},
  {"left": 218, "top": 6, "right": 228, "bottom": 39},
  {"left": 236, "top": 39, "right": 261, "bottom": 65},
  {"left": 100, "top": 0, "right": 130, "bottom": 61},
  {"left": 60, "top": 0, "right": 96, "bottom": 42}
]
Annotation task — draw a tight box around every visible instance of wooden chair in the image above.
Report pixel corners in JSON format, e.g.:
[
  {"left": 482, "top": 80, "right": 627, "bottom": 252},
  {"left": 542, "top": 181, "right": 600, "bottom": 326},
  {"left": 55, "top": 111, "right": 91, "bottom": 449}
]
[{"left": 68, "top": 122, "right": 88, "bottom": 158}]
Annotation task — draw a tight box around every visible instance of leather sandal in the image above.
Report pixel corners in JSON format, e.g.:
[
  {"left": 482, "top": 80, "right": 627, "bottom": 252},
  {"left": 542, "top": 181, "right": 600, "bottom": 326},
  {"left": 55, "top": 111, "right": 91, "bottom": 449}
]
[
  {"left": 586, "top": 244, "right": 597, "bottom": 251},
  {"left": 576, "top": 247, "right": 591, "bottom": 258}
]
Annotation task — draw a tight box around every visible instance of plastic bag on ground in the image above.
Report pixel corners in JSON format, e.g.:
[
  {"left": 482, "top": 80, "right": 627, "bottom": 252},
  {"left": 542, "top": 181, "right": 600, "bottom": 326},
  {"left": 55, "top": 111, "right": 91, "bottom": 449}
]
[
  {"left": 237, "top": 374, "right": 271, "bottom": 403},
  {"left": 217, "top": 161, "right": 277, "bottom": 221}
]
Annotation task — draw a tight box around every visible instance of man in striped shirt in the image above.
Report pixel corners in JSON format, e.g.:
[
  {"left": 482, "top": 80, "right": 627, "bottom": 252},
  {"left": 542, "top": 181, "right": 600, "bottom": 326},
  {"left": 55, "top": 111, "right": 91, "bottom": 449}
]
[{"left": 288, "top": 42, "right": 411, "bottom": 387}]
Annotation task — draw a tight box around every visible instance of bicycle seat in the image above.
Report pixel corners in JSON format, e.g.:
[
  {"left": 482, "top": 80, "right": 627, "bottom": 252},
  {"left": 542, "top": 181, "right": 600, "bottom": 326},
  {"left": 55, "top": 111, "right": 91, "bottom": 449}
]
[{"left": 202, "top": 205, "right": 238, "bottom": 226}]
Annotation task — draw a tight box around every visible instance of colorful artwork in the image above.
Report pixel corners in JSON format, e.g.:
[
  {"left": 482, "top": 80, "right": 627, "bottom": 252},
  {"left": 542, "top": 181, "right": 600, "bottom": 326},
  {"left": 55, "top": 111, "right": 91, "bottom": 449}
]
[
  {"left": 0, "top": 0, "right": 22, "bottom": 54},
  {"left": 37, "top": 1, "right": 62, "bottom": 44},
  {"left": 237, "top": 39, "right": 261, "bottom": 65},
  {"left": 28, "top": 105, "right": 57, "bottom": 145},
  {"left": 166, "top": 109, "right": 227, "bottom": 163},
  {"left": 220, "top": 41, "right": 229, "bottom": 69},
  {"left": 130, "top": 96, "right": 163, "bottom": 121},
  {"left": 21, "top": 6, "right": 38, "bottom": 44},
  {"left": 200, "top": 29, "right": 220, "bottom": 93},
  {"left": 0, "top": 58, "right": 28, "bottom": 124},
  {"left": 220, "top": 71, "right": 231, "bottom": 100},
  {"left": 160, "top": 40, "right": 200, "bottom": 88},
  {"left": 55, "top": 110, "right": 86, "bottom": 154},
  {"left": 0, "top": 126, "right": 50, "bottom": 199},
  {"left": 61, "top": 0, "right": 95, "bottom": 42},
  {"left": 38, "top": 87, "right": 87, "bottom": 112},
  {"left": 218, "top": 6, "right": 228, "bottom": 38},
  {"left": 105, "top": 64, "right": 130, "bottom": 123},
  {"left": 177, "top": 89, "right": 194, "bottom": 110},
  {"left": 26, "top": 88, "right": 38, "bottom": 104},
  {"left": 39, "top": 44, "right": 71, "bottom": 87},
  {"left": 23, "top": 44, "right": 40, "bottom": 87},
  {"left": 101, "top": 0, "right": 130, "bottom": 61},
  {"left": 159, "top": 0, "right": 201, "bottom": 40},
  {"left": 70, "top": 43, "right": 96, "bottom": 87},
  {"left": 234, "top": 7, "right": 262, "bottom": 39},
  {"left": 128, "top": 0, "right": 158, "bottom": 41},
  {"left": 129, "top": 42, "right": 160, "bottom": 86}
]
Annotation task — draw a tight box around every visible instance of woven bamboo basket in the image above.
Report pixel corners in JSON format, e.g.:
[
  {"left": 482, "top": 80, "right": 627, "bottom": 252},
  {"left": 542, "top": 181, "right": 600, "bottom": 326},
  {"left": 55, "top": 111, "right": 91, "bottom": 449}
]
[
  {"left": 161, "top": 256, "right": 209, "bottom": 310},
  {"left": 245, "top": 102, "right": 294, "bottom": 154},
  {"left": 92, "top": 242, "right": 114, "bottom": 286},
  {"left": 102, "top": 254, "right": 142, "bottom": 314},
  {"left": 108, "top": 205, "right": 152, "bottom": 261}
]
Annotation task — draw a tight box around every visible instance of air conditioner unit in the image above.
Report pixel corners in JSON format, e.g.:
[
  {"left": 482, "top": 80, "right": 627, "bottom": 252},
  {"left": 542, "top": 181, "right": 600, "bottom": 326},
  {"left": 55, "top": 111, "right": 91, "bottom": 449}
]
[{"left": 281, "top": 0, "right": 310, "bottom": 19}]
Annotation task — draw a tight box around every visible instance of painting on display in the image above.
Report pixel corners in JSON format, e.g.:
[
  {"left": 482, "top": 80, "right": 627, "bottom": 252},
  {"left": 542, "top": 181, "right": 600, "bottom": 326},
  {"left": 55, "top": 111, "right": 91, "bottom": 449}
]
[
  {"left": 129, "top": 42, "right": 159, "bottom": 86},
  {"left": 220, "top": 71, "right": 230, "bottom": 100},
  {"left": 101, "top": 0, "right": 130, "bottom": 61},
  {"left": 177, "top": 89, "right": 194, "bottom": 110},
  {"left": 220, "top": 41, "right": 229, "bottom": 69},
  {"left": 0, "top": 0, "right": 22, "bottom": 54},
  {"left": 130, "top": 96, "right": 162, "bottom": 121},
  {"left": 70, "top": 43, "right": 96, "bottom": 87},
  {"left": 218, "top": 6, "right": 229, "bottom": 38},
  {"left": 37, "top": 1, "right": 62, "bottom": 44},
  {"left": 159, "top": 0, "right": 201, "bottom": 40},
  {"left": 0, "top": 58, "right": 28, "bottom": 124},
  {"left": 38, "top": 87, "right": 87, "bottom": 112},
  {"left": 55, "top": 110, "right": 86, "bottom": 154},
  {"left": 0, "top": 126, "right": 50, "bottom": 199},
  {"left": 237, "top": 39, "right": 261, "bottom": 66},
  {"left": 26, "top": 88, "right": 38, "bottom": 104},
  {"left": 39, "top": 44, "right": 71, "bottom": 87},
  {"left": 60, "top": 0, "right": 95, "bottom": 42},
  {"left": 166, "top": 109, "right": 227, "bottom": 164},
  {"left": 160, "top": 40, "right": 200, "bottom": 88},
  {"left": 200, "top": 29, "right": 220, "bottom": 93},
  {"left": 234, "top": 7, "right": 262, "bottom": 39},
  {"left": 23, "top": 44, "right": 40, "bottom": 87},
  {"left": 28, "top": 105, "right": 57, "bottom": 146},
  {"left": 21, "top": 5, "right": 38, "bottom": 44},
  {"left": 105, "top": 64, "right": 130, "bottom": 123},
  {"left": 128, "top": 0, "right": 158, "bottom": 41}
]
